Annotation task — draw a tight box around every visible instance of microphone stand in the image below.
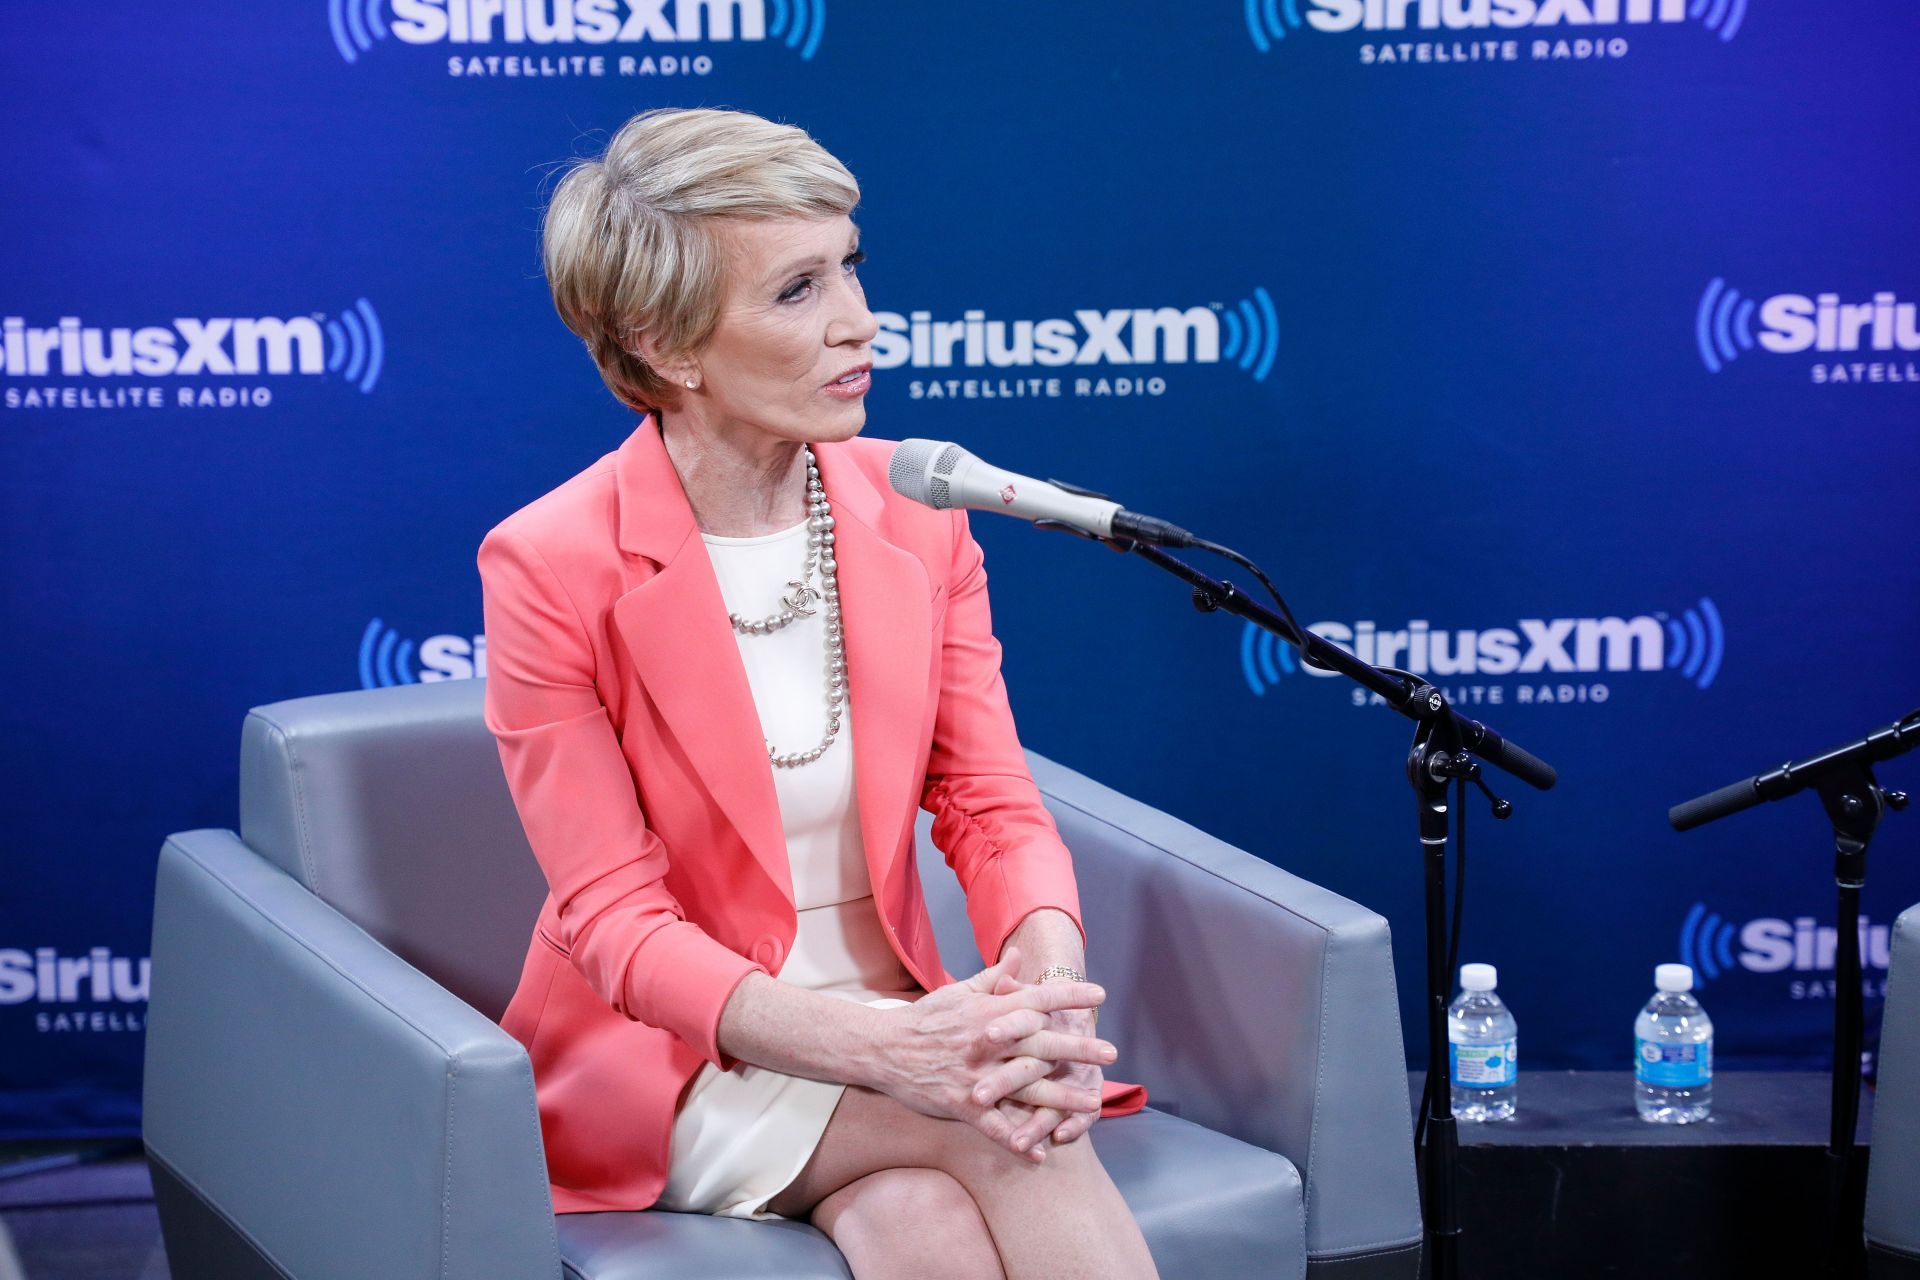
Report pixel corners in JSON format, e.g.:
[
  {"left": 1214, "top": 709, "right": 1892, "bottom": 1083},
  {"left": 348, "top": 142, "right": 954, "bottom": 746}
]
[
  {"left": 1670, "top": 712, "right": 1919, "bottom": 1279},
  {"left": 1032, "top": 518, "right": 1557, "bottom": 1280}
]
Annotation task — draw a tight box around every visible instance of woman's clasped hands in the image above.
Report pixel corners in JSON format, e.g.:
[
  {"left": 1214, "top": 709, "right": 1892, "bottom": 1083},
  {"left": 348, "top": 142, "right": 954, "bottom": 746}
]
[{"left": 883, "top": 942, "right": 1115, "bottom": 1165}]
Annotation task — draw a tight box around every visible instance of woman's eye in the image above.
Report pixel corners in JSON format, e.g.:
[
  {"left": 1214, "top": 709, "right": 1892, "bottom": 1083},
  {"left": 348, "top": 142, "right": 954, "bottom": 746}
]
[{"left": 779, "top": 251, "right": 864, "bottom": 303}]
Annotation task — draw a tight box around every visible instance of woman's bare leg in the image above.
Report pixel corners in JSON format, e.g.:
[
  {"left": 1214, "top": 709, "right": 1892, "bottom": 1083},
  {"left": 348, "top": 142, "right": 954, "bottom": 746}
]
[
  {"left": 809, "top": 1167, "right": 1005, "bottom": 1280},
  {"left": 768, "top": 1083, "right": 1158, "bottom": 1280}
]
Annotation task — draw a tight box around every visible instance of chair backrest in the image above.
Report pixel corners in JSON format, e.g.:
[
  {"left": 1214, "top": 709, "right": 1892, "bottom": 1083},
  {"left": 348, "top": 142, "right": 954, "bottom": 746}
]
[
  {"left": 236, "top": 677, "right": 1056, "bottom": 1021},
  {"left": 238, "top": 679, "right": 546, "bottom": 1022}
]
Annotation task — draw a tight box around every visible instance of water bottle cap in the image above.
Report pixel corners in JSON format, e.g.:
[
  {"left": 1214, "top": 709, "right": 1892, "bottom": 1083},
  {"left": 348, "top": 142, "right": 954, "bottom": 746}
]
[
  {"left": 1655, "top": 963, "right": 1694, "bottom": 993},
  {"left": 1460, "top": 963, "right": 1498, "bottom": 992}
]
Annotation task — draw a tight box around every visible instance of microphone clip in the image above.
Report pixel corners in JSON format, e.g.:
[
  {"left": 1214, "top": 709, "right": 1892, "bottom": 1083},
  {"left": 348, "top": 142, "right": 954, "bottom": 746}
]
[{"left": 1031, "top": 518, "right": 1136, "bottom": 553}]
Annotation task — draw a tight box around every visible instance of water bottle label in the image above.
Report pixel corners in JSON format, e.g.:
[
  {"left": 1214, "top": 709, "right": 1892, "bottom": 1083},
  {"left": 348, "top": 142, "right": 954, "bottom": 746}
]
[
  {"left": 1635, "top": 1037, "right": 1712, "bottom": 1088},
  {"left": 1450, "top": 1039, "right": 1517, "bottom": 1088}
]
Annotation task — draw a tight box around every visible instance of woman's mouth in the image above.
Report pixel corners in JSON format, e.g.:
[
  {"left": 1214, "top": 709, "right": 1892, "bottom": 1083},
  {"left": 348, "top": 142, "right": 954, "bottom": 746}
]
[{"left": 824, "top": 364, "right": 872, "bottom": 399}]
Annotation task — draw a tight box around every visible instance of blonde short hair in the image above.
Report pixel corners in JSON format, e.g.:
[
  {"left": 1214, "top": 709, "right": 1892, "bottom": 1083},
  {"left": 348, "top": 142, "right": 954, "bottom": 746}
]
[{"left": 540, "top": 107, "right": 861, "bottom": 415}]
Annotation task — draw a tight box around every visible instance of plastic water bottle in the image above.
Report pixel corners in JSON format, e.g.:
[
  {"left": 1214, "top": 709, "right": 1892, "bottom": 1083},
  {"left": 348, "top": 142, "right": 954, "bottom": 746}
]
[
  {"left": 1635, "top": 963, "right": 1713, "bottom": 1123},
  {"left": 1449, "top": 963, "right": 1517, "bottom": 1121}
]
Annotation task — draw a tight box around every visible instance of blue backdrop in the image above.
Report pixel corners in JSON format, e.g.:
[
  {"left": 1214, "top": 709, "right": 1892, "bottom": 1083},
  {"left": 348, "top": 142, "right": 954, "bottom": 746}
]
[{"left": 5, "top": 0, "right": 1917, "bottom": 1137}]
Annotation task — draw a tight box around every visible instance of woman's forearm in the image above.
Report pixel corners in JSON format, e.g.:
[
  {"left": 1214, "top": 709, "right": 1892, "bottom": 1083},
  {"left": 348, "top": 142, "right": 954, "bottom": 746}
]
[{"left": 714, "top": 970, "right": 894, "bottom": 1089}]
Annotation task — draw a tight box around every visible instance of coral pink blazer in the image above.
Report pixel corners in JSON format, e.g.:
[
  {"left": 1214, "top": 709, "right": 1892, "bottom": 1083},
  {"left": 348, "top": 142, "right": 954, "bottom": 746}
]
[{"left": 477, "top": 416, "right": 1145, "bottom": 1214}]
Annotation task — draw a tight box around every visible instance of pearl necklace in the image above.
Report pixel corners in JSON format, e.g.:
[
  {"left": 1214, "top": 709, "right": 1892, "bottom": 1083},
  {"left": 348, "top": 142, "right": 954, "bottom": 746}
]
[{"left": 723, "top": 444, "right": 843, "bottom": 769}]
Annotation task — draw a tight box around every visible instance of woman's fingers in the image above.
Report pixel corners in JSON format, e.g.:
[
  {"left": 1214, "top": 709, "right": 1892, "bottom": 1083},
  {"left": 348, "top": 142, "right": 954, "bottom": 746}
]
[
  {"left": 1009, "top": 1076, "right": 1103, "bottom": 1114},
  {"left": 971, "top": 1094, "right": 1049, "bottom": 1163},
  {"left": 1016, "top": 1027, "right": 1118, "bottom": 1067},
  {"left": 982, "top": 1006, "right": 1048, "bottom": 1046},
  {"left": 995, "top": 1098, "right": 1050, "bottom": 1163},
  {"left": 1050, "top": 1106, "right": 1097, "bottom": 1145},
  {"left": 1014, "top": 979, "right": 1106, "bottom": 1016},
  {"left": 1007, "top": 1104, "right": 1066, "bottom": 1153},
  {"left": 964, "top": 944, "right": 1022, "bottom": 994},
  {"left": 970, "top": 1054, "right": 1052, "bottom": 1108},
  {"left": 971, "top": 1055, "right": 1103, "bottom": 1112}
]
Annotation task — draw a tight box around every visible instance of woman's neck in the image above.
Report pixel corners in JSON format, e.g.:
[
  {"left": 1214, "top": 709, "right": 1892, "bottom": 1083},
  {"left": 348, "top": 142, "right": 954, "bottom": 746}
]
[{"left": 657, "top": 411, "right": 811, "bottom": 538}]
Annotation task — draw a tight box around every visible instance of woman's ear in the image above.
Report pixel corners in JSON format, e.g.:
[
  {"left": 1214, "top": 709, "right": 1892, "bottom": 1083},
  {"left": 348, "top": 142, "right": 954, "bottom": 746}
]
[{"left": 632, "top": 330, "right": 699, "bottom": 392}]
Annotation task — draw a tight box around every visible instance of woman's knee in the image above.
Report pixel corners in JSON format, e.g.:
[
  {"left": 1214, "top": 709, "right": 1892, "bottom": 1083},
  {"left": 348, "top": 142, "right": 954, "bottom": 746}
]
[
  {"left": 814, "top": 1168, "right": 1003, "bottom": 1279},
  {"left": 818, "top": 1166, "right": 975, "bottom": 1232}
]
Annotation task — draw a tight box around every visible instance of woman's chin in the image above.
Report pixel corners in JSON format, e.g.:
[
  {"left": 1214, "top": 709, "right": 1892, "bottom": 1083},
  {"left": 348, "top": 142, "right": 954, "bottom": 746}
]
[{"left": 822, "top": 406, "right": 867, "bottom": 438}]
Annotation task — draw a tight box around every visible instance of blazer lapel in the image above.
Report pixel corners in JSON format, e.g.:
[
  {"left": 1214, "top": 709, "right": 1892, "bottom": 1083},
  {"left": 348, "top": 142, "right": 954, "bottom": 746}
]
[
  {"left": 609, "top": 417, "right": 932, "bottom": 921},
  {"left": 816, "top": 434, "right": 933, "bottom": 919}
]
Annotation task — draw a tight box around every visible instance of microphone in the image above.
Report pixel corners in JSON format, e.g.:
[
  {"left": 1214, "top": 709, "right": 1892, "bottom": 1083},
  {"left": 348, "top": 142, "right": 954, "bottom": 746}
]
[{"left": 886, "top": 439, "right": 1198, "bottom": 547}]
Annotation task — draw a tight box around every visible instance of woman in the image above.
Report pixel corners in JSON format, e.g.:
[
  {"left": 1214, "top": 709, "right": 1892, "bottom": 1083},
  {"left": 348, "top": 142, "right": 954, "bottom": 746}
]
[{"left": 478, "top": 106, "right": 1157, "bottom": 1279}]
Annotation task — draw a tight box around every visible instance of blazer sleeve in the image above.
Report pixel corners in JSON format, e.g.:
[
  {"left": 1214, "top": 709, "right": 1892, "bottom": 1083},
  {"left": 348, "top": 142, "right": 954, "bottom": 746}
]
[
  {"left": 919, "top": 508, "right": 1087, "bottom": 968},
  {"left": 477, "top": 525, "right": 768, "bottom": 1071}
]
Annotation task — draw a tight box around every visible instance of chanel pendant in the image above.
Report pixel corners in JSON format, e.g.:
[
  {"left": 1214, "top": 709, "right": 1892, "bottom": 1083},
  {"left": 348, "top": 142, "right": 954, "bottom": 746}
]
[{"left": 781, "top": 580, "right": 820, "bottom": 615}]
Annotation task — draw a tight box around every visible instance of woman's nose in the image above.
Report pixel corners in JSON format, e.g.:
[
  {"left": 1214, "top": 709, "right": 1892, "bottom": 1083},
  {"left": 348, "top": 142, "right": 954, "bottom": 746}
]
[{"left": 828, "top": 280, "right": 878, "bottom": 347}]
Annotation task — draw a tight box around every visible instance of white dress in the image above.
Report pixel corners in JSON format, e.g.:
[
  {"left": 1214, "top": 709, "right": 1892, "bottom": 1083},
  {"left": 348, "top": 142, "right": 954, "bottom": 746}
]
[{"left": 653, "top": 517, "right": 925, "bottom": 1221}]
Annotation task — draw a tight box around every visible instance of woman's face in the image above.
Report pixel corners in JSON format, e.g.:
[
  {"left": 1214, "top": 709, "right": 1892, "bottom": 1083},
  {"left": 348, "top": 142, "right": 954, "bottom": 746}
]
[{"left": 690, "top": 212, "right": 876, "bottom": 444}]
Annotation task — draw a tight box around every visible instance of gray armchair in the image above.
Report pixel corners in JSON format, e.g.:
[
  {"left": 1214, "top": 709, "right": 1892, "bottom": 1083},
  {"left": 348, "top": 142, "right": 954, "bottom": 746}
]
[
  {"left": 1867, "top": 902, "right": 1920, "bottom": 1278},
  {"left": 143, "top": 679, "right": 1420, "bottom": 1278}
]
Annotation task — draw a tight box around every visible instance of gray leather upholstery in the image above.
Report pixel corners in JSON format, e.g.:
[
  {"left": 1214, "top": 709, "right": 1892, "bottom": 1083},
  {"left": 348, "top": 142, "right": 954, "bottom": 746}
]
[
  {"left": 144, "top": 678, "right": 1420, "bottom": 1278},
  {"left": 236, "top": 682, "right": 549, "bottom": 1022},
  {"left": 143, "top": 828, "right": 559, "bottom": 1279},
  {"left": 1867, "top": 902, "right": 1920, "bottom": 1274}
]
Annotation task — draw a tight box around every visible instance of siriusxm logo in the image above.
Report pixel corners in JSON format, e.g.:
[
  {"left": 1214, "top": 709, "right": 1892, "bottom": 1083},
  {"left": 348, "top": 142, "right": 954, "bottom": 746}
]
[
  {"left": 1679, "top": 904, "right": 1892, "bottom": 987},
  {"left": 1695, "top": 279, "right": 1920, "bottom": 374},
  {"left": 0, "top": 947, "right": 150, "bottom": 1005},
  {"left": 1, "top": 302, "right": 385, "bottom": 393},
  {"left": 360, "top": 618, "right": 486, "bottom": 687},
  {"left": 1245, "top": 0, "right": 1747, "bottom": 48},
  {"left": 329, "top": 0, "right": 824, "bottom": 63},
  {"left": 872, "top": 288, "right": 1279, "bottom": 382},
  {"left": 1240, "top": 598, "right": 1724, "bottom": 695}
]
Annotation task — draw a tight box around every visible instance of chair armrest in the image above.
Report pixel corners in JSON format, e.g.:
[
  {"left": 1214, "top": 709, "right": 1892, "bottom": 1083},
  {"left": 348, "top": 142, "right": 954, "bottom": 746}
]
[
  {"left": 143, "top": 829, "right": 560, "bottom": 1280},
  {"left": 1867, "top": 902, "right": 1920, "bottom": 1260},
  {"left": 1026, "top": 749, "right": 1423, "bottom": 1264}
]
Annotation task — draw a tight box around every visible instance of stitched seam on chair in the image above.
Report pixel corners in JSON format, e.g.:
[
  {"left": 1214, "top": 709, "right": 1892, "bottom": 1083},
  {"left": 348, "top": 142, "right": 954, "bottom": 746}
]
[
  {"left": 442, "top": 1052, "right": 457, "bottom": 1280},
  {"left": 1865, "top": 913, "right": 1911, "bottom": 1236},
  {"left": 519, "top": 1050, "right": 562, "bottom": 1267},
  {"left": 1305, "top": 929, "right": 1331, "bottom": 1224},
  {"left": 250, "top": 712, "right": 322, "bottom": 894},
  {"left": 1305, "top": 930, "right": 1425, "bottom": 1252},
  {"left": 143, "top": 1145, "right": 300, "bottom": 1279},
  {"left": 1309, "top": 1238, "right": 1424, "bottom": 1262}
]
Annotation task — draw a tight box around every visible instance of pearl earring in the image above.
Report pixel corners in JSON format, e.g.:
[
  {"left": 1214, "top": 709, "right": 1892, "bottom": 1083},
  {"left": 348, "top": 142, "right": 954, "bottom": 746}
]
[{"left": 685, "top": 378, "right": 698, "bottom": 389}]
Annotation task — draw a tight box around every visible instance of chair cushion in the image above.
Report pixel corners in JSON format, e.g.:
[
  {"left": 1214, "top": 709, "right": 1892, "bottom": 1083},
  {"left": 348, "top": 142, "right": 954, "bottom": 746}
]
[{"left": 555, "top": 1106, "right": 1306, "bottom": 1279}]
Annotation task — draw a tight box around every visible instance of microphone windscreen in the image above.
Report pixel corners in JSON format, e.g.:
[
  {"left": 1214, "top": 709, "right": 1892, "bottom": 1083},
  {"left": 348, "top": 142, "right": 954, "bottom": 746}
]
[{"left": 888, "top": 438, "right": 966, "bottom": 509}]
